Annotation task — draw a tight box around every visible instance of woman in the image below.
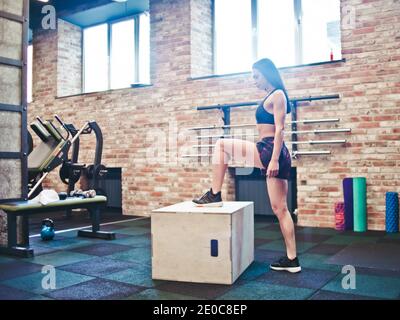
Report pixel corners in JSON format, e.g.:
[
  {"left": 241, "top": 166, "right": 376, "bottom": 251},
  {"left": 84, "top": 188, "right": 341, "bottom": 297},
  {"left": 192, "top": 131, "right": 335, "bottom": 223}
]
[{"left": 193, "top": 58, "right": 301, "bottom": 273}]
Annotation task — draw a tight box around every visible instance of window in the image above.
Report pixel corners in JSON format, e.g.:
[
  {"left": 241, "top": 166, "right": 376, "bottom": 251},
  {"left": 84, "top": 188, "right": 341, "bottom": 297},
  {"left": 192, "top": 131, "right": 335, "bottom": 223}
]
[
  {"left": 83, "top": 24, "right": 109, "bottom": 93},
  {"left": 214, "top": 0, "right": 252, "bottom": 74},
  {"left": 257, "top": 0, "right": 296, "bottom": 68},
  {"left": 83, "top": 13, "right": 150, "bottom": 93},
  {"left": 301, "top": 0, "right": 341, "bottom": 64},
  {"left": 27, "top": 44, "right": 33, "bottom": 103},
  {"left": 214, "top": 0, "right": 342, "bottom": 73},
  {"left": 111, "top": 19, "right": 135, "bottom": 90}
]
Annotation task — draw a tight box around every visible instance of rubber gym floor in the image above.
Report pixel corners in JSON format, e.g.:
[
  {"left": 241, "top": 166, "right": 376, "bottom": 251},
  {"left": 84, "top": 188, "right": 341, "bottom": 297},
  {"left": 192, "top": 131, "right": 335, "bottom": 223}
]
[{"left": 0, "top": 215, "right": 399, "bottom": 300}]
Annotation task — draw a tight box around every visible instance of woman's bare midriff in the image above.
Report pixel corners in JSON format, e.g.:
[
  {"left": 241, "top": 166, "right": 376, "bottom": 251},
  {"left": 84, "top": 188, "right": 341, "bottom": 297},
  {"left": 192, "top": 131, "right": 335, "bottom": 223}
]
[{"left": 257, "top": 123, "right": 275, "bottom": 140}]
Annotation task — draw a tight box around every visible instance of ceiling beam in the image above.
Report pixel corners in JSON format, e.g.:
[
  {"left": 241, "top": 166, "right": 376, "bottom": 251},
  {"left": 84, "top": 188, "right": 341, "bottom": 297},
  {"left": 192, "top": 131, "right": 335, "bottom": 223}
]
[
  {"left": 54, "top": 0, "right": 113, "bottom": 18},
  {"left": 29, "top": 0, "right": 113, "bottom": 29}
]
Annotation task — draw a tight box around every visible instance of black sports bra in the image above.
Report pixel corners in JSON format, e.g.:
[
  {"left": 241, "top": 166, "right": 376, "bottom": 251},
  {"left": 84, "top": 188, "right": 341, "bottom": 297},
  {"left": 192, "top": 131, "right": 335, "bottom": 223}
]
[{"left": 255, "top": 89, "right": 291, "bottom": 125}]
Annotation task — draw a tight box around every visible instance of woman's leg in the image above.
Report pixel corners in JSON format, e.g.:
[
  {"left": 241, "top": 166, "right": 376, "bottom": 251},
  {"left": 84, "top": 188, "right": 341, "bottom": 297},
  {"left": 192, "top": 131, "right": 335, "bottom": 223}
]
[
  {"left": 267, "top": 177, "right": 297, "bottom": 259},
  {"left": 211, "top": 138, "right": 264, "bottom": 193}
]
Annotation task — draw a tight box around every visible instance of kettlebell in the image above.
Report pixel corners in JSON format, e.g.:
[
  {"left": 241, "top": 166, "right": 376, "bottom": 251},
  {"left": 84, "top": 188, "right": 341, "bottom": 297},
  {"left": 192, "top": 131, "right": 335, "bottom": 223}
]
[
  {"left": 40, "top": 218, "right": 55, "bottom": 241},
  {"left": 58, "top": 192, "right": 68, "bottom": 200}
]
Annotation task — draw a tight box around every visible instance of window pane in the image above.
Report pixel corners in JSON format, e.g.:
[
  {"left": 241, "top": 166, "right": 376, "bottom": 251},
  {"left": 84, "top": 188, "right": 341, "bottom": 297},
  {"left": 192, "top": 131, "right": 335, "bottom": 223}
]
[
  {"left": 302, "top": 0, "right": 342, "bottom": 64},
  {"left": 215, "top": 0, "right": 252, "bottom": 74},
  {"left": 258, "top": 0, "right": 296, "bottom": 68},
  {"left": 111, "top": 19, "right": 135, "bottom": 90},
  {"left": 83, "top": 24, "right": 108, "bottom": 93},
  {"left": 139, "top": 13, "right": 150, "bottom": 84}
]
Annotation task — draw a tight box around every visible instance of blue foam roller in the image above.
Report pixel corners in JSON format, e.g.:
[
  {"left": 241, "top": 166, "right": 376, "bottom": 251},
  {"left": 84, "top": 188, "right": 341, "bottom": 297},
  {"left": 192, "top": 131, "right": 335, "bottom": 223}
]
[
  {"left": 386, "top": 192, "right": 399, "bottom": 233},
  {"left": 343, "top": 178, "right": 354, "bottom": 230}
]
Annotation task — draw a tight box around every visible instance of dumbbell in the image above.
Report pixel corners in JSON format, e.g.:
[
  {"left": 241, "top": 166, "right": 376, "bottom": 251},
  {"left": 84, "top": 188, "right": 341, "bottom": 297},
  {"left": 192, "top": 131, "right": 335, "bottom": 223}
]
[{"left": 70, "top": 189, "right": 96, "bottom": 198}]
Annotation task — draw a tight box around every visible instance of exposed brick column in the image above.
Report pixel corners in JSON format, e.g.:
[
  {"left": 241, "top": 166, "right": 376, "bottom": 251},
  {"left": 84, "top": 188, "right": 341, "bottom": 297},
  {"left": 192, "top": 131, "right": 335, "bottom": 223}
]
[
  {"left": 190, "top": 0, "right": 213, "bottom": 77},
  {"left": 57, "top": 19, "right": 82, "bottom": 97},
  {"left": 150, "top": 0, "right": 191, "bottom": 85},
  {"left": 32, "top": 28, "right": 57, "bottom": 103}
]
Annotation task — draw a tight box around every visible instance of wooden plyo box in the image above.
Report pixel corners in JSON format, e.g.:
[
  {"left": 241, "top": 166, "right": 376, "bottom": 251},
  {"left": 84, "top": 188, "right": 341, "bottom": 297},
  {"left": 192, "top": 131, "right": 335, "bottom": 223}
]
[{"left": 151, "top": 201, "right": 254, "bottom": 285}]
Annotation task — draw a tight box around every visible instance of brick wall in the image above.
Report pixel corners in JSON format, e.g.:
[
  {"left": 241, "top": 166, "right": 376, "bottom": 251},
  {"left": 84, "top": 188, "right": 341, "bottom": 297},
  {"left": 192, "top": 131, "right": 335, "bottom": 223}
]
[
  {"left": 57, "top": 19, "right": 82, "bottom": 97},
  {"left": 25, "top": 0, "right": 400, "bottom": 232},
  {"left": 32, "top": 28, "right": 57, "bottom": 102},
  {"left": 190, "top": 0, "right": 213, "bottom": 77}
]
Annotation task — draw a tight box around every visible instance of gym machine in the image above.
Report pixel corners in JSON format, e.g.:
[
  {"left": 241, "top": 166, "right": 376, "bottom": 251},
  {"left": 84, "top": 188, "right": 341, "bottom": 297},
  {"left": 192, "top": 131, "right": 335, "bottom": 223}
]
[{"left": 27, "top": 115, "right": 108, "bottom": 201}]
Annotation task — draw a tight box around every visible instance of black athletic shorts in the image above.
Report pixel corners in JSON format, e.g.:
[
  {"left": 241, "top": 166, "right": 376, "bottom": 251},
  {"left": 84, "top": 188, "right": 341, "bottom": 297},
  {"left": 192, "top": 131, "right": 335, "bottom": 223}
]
[{"left": 256, "top": 137, "right": 291, "bottom": 180}]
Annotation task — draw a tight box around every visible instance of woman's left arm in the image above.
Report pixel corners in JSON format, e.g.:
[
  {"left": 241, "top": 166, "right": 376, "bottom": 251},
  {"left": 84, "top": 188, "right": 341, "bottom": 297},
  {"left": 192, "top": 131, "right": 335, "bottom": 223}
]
[{"left": 267, "top": 92, "right": 287, "bottom": 178}]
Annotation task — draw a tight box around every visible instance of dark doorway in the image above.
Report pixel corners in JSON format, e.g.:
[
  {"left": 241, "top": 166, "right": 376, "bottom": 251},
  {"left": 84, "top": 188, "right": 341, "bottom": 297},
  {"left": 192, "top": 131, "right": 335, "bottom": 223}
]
[{"left": 232, "top": 167, "right": 297, "bottom": 216}]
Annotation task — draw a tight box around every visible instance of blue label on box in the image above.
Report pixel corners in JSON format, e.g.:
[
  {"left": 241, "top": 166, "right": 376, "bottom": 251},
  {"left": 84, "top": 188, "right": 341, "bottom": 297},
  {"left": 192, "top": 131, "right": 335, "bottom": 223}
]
[{"left": 211, "top": 239, "right": 218, "bottom": 257}]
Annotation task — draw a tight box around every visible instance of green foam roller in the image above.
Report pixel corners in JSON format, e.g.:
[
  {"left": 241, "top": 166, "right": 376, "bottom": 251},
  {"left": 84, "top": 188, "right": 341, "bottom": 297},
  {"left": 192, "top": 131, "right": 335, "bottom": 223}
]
[{"left": 353, "top": 177, "right": 367, "bottom": 232}]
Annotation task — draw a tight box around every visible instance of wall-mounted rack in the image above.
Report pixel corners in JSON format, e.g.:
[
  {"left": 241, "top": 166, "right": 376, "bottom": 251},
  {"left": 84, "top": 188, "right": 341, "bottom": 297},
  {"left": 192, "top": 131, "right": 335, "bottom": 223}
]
[{"left": 185, "top": 94, "right": 350, "bottom": 159}]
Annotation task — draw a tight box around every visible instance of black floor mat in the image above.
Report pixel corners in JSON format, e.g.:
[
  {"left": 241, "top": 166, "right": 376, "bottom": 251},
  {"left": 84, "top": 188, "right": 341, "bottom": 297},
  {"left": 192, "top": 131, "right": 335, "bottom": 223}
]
[
  {"left": 326, "top": 243, "right": 400, "bottom": 271},
  {"left": 29, "top": 210, "right": 142, "bottom": 235}
]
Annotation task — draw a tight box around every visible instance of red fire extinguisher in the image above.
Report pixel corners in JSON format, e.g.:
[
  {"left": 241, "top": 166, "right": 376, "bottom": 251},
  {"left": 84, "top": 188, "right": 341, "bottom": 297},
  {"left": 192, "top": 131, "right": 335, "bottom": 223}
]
[{"left": 330, "top": 49, "right": 334, "bottom": 61}]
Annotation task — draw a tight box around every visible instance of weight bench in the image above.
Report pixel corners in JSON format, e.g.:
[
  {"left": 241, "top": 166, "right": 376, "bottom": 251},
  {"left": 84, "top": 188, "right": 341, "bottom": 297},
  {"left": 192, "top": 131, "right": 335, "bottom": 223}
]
[{"left": 0, "top": 195, "right": 115, "bottom": 258}]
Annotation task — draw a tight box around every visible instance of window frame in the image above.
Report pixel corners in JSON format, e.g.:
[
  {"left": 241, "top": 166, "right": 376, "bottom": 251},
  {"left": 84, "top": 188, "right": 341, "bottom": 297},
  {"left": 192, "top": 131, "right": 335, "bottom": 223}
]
[
  {"left": 212, "top": 0, "right": 341, "bottom": 74},
  {"left": 82, "top": 12, "right": 149, "bottom": 93},
  {"left": 27, "top": 43, "right": 33, "bottom": 103}
]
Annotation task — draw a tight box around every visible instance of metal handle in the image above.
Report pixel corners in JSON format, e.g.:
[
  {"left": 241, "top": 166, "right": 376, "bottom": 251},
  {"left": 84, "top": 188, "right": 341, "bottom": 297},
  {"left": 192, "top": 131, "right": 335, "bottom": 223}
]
[
  {"left": 287, "top": 128, "right": 351, "bottom": 134},
  {"left": 291, "top": 118, "right": 340, "bottom": 124},
  {"left": 292, "top": 150, "right": 331, "bottom": 159},
  {"left": 188, "top": 118, "right": 342, "bottom": 131},
  {"left": 71, "top": 122, "right": 90, "bottom": 145},
  {"left": 197, "top": 133, "right": 258, "bottom": 139},
  {"left": 36, "top": 116, "right": 46, "bottom": 128},
  {"left": 48, "top": 120, "right": 68, "bottom": 141},
  {"left": 287, "top": 139, "right": 346, "bottom": 145},
  {"left": 54, "top": 115, "right": 70, "bottom": 140}
]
